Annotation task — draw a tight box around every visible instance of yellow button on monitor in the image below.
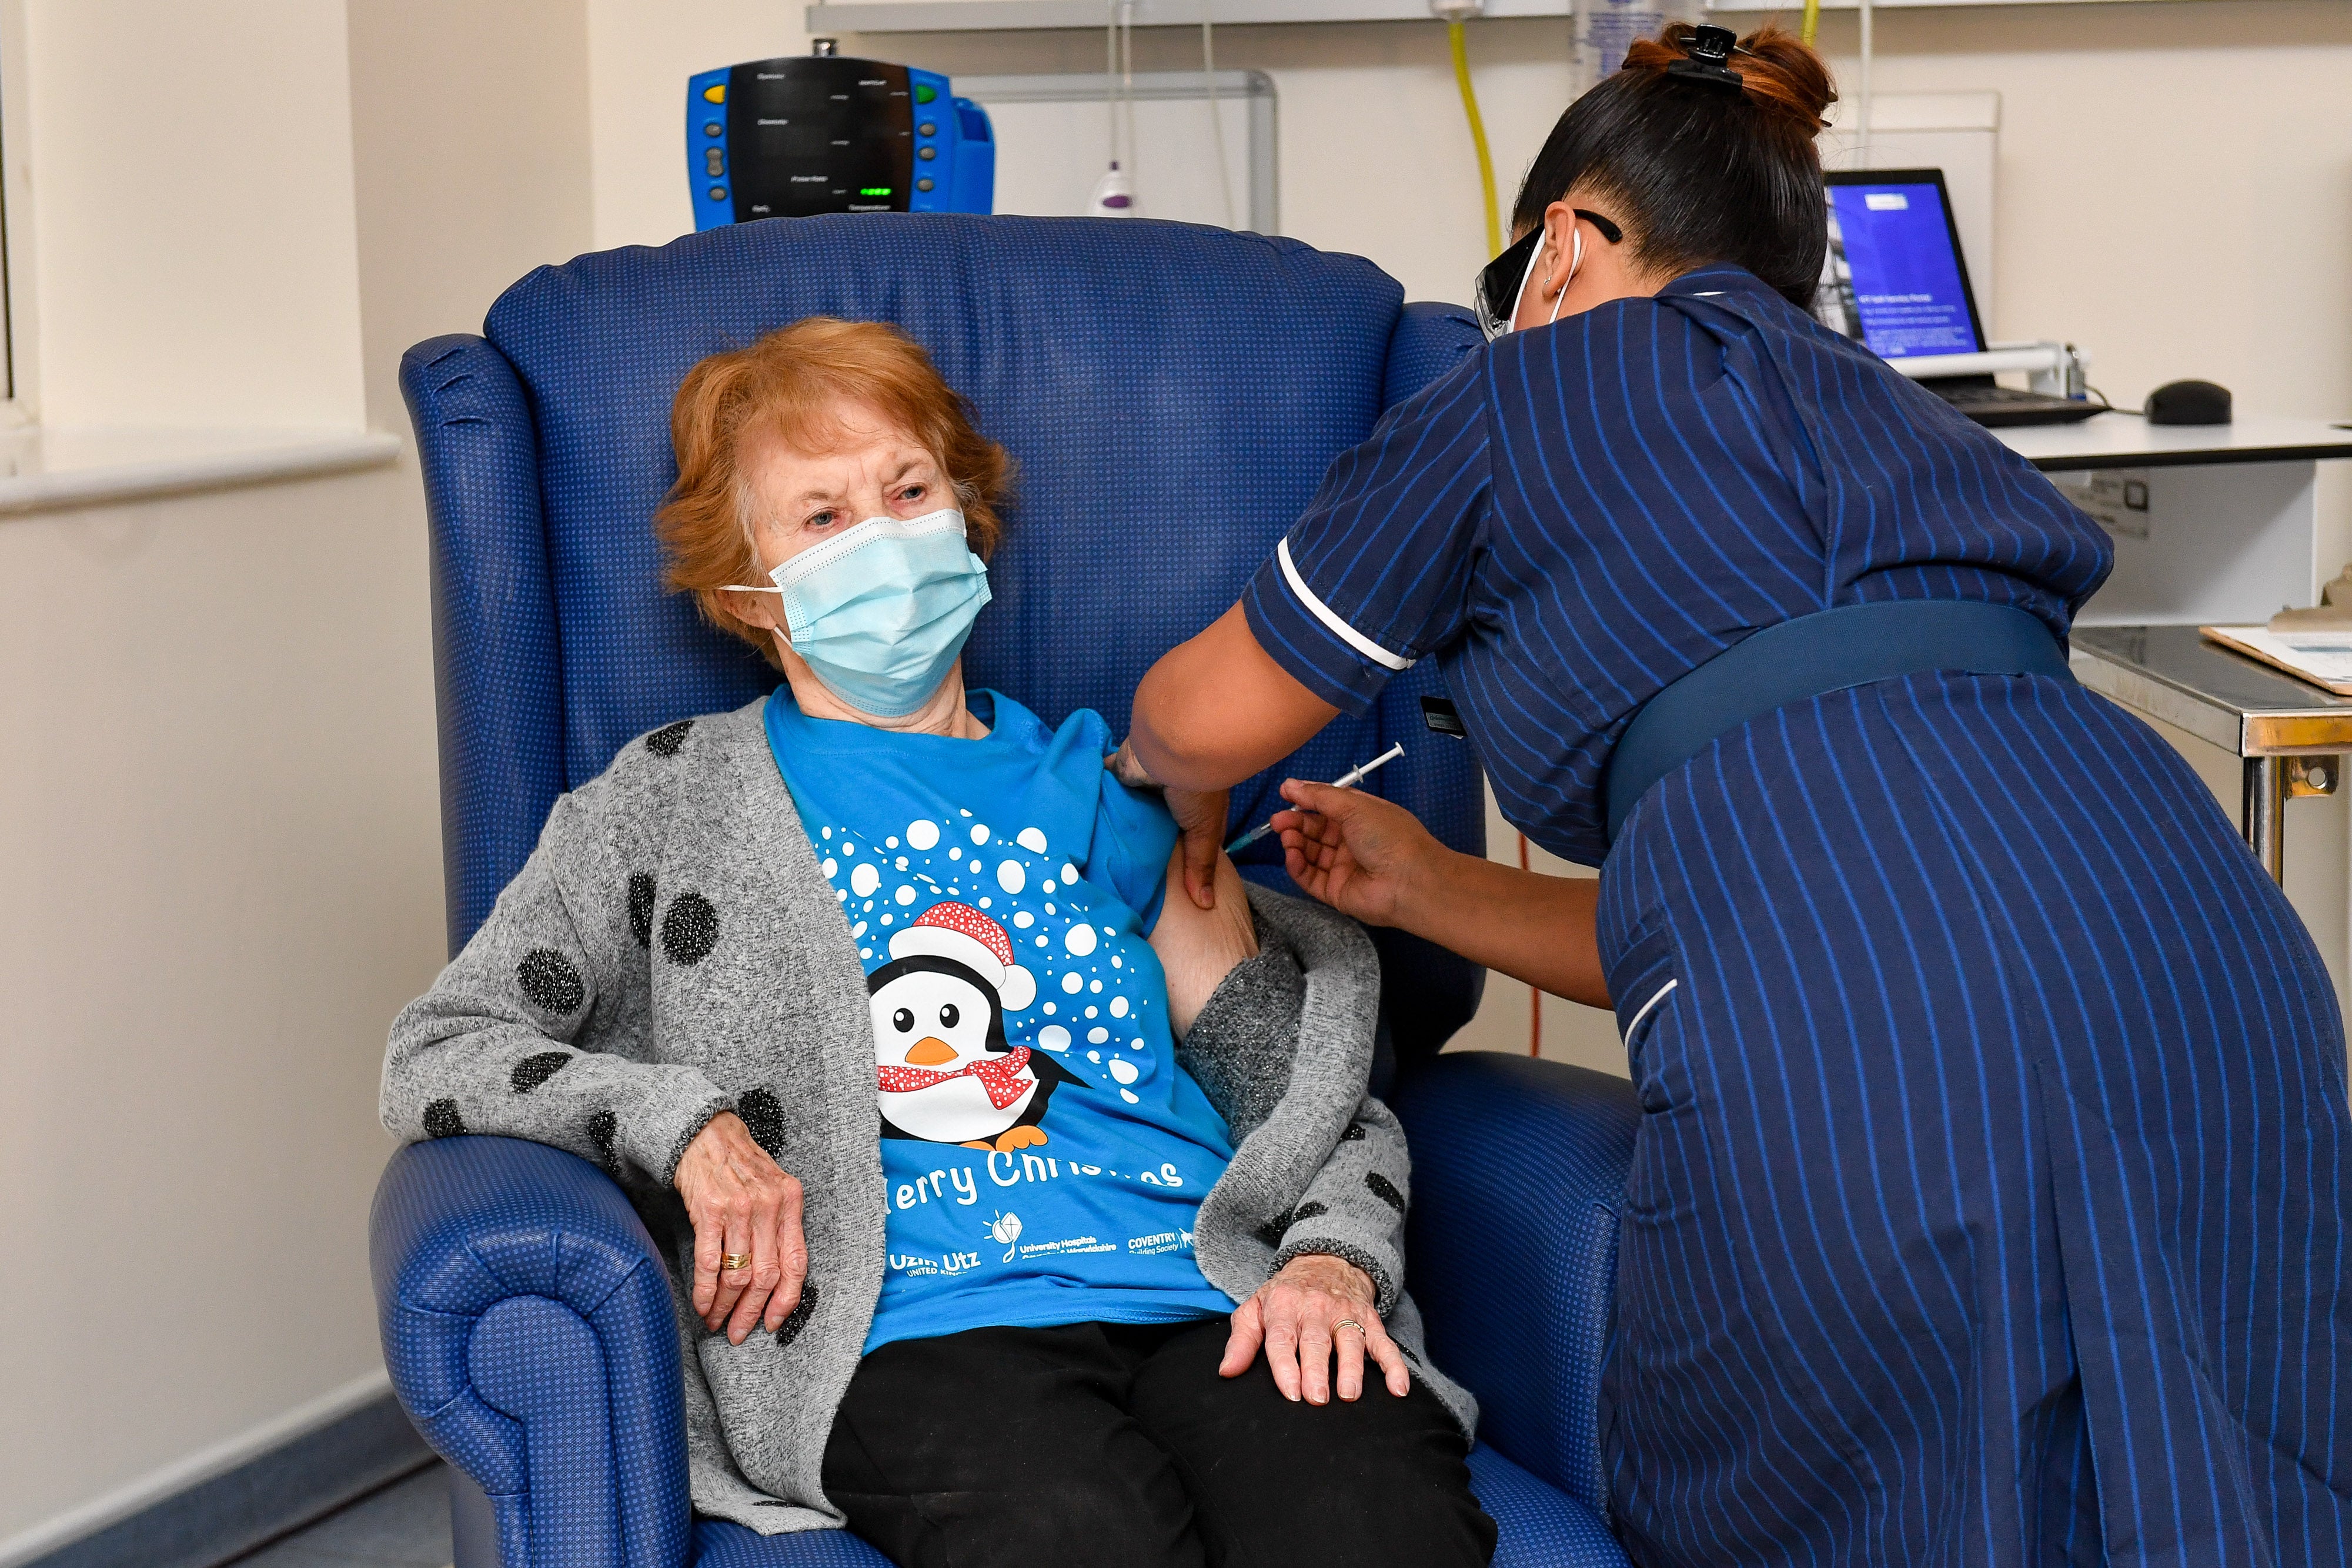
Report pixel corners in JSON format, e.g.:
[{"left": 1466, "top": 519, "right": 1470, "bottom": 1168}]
[{"left": 703, "top": 83, "right": 726, "bottom": 103}]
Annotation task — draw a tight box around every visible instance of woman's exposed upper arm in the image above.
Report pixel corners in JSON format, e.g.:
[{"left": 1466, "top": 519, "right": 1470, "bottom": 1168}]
[{"left": 1146, "top": 845, "right": 1259, "bottom": 1038}]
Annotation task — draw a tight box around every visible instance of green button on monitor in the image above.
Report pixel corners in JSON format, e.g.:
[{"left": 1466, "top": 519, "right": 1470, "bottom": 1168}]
[{"left": 914, "top": 83, "right": 937, "bottom": 103}]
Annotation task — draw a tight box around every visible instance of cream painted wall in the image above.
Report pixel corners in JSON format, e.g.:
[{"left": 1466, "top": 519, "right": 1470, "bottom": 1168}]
[
  {"left": 349, "top": 1, "right": 596, "bottom": 429},
  {"left": 0, "top": 1, "right": 593, "bottom": 1549},
  {"left": 589, "top": 0, "right": 783, "bottom": 251},
  {"left": 18, "top": 1, "right": 368, "bottom": 429},
  {"left": 581, "top": 0, "right": 2352, "bottom": 432},
  {"left": 0, "top": 469, "right": 442, "bottom": 1544}
]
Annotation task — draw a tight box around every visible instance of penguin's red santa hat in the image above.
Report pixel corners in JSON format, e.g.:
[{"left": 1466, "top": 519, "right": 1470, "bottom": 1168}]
[{"left": 887, "top": 902, "right": 1037, "bottom": 1011}]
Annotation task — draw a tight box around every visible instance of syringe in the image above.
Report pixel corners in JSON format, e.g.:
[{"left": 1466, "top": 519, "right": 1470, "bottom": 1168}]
[{"left": 1224, "top": 743, "right": 1406, "bottom": 855}]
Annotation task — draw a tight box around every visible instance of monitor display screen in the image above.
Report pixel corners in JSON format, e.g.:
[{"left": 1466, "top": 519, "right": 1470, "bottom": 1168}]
[
  {"left": 1822, "top": 180, "right": 1980, "bottom": 359},
  {"left": 729, "top": 59, "right": 914, "bottom": 218}
]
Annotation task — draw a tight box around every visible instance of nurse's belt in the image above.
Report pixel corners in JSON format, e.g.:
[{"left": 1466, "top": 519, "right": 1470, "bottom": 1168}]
[{"left": 1601, "top": 600, "right": 2074, "bottom": 849}]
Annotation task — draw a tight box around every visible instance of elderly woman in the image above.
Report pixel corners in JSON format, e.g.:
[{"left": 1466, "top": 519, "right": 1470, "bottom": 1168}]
[{"left": 381, "top": 318, "right": 1495, "bottom": 1568}]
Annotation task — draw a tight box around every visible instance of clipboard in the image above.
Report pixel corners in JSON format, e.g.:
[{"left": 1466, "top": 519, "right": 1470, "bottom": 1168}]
[{"left": 2199, "top": 624, "right": 2352, "bottom": 696}]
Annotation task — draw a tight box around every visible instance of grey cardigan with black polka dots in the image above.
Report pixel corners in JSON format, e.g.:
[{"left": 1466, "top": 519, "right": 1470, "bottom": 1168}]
[{"left": 381, "top": 698, "right": 1473, "bottom": 1534}]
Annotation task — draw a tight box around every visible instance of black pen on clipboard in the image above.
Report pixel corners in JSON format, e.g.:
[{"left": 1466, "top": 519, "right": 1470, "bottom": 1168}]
[{"left": 1225, "top": 743, "right": 1406, "bottom": 855}]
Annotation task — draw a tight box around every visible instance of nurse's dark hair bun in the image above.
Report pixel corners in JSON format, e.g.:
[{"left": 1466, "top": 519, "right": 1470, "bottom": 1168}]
[
  {"left": 1622, "top": 23, "right": 1833, "bottom": 136},
  {"left": 1511, "top": 20, "right": 1837, "bottom": 309}
]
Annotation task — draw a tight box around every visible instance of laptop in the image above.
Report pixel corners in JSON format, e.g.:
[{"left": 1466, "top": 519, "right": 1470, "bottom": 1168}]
[{"left": 1815, "top": 169, "right": 2100, "bottom": 427}]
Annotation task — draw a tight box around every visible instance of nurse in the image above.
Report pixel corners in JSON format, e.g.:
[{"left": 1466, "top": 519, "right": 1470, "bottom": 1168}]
[{"left": 1122, "top": 21, "right": 2352, "bottom": 1568}]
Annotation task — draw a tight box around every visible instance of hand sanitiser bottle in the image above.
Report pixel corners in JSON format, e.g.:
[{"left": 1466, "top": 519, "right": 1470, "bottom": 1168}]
[
  {"left": 1571, "top": 0, "right": 1663, "bottom": 96},
  {"left": 1088, "top": 161, "right": 1137, "bottom": 217}
]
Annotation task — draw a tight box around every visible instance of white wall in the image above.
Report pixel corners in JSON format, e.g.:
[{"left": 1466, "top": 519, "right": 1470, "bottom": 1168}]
[
  {"left": 0, "top": 1, "right": 593, "bottom": 1550},
  {"left": 580, "top": 0, "right": 2352, "bottom": 431},
  {"left": 0, "top": 470, "right": 443, "bottom": 1543},
  {"left": 18, "top": 0, "right": 368, "bottom": 429},
  {"left": 589, "top": 0, "right": 783, "bottom": 252}
]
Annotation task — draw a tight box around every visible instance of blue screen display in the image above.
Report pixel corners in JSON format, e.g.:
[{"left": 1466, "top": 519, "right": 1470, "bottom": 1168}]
[{"left": 1827, "top": 182, "right": 1978, "bottom": 358}]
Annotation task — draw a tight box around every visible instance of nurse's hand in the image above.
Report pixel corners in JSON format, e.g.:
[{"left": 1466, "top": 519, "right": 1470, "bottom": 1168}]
[
  {"left": 675, "top": 1111, "right": 809, "bottom": 1345},
  {"left": 1110, "top": 739, "right": 1227, "bottom": 910},
  {"left": 1272, "top": 780, "right": 1445, "bottom": 929},
  {"left": 1221, "top": 1253, "right": 1411, "bottom": 1404},
  {"left": 1163, "top": 785, "right": 1231, "bottom": 911}
]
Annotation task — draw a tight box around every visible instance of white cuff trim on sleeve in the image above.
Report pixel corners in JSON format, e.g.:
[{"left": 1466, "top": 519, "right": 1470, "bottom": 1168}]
[{"left": 1277, "top": 538, "right": 1416, "bottom": 673}]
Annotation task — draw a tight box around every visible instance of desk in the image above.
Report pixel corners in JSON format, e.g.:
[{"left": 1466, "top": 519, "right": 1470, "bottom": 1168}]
[
  {"left": 1999, "top": 414, "right": 2352, "bottom": 628},
  {"left": 2072, "top": 625, "right": 2352, "bottom": 882}
]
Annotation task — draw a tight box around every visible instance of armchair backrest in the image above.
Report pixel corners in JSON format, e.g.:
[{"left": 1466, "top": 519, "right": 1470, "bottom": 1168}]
[{"left": 403, "top": 215, "right": 1485, "bottom": 1059}]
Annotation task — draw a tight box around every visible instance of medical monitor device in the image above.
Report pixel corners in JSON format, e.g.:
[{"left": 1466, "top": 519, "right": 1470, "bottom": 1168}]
[
  {"left": 1818, "top": 169, "right": 1985, "bottom": 360},
  {"left": 688, "top": 47, "right": 995, "bottom": 230}
]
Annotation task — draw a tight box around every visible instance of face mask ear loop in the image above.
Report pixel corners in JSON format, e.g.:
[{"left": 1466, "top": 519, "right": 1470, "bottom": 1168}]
[
  {"left": 1504, "top": 238, "right": 1545, "bottom": 336},
  {"left": 1549, "top": 223, "right": 1584, "bottom": 326}
]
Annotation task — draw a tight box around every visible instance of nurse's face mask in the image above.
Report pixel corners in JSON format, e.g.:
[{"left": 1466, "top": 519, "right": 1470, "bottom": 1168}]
[
  {"left": 1472, "top": 208, "right": 1626, "bottom": 342},
  {"left": 724, "top": 507, "right": 993, "bottom": 719}
]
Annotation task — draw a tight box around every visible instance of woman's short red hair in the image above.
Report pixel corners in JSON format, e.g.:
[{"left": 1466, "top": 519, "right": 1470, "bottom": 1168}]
[{"left": 656, "top": 317, "right": 1013, "bottom": 669}]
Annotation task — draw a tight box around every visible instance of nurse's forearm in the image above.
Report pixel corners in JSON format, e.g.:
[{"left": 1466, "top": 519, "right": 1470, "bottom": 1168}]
[
  {"left": 1131, "top": 605, "right": 1339, "bottom": 790},
  {"left": 1402, "top": 852, "right": 1609, "bottom": 1009}
]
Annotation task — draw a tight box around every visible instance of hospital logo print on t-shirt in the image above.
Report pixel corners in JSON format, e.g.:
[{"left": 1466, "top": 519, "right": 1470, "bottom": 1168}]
[{"left": 816, "top": 810, "right": 1162, "bottom": 1149}]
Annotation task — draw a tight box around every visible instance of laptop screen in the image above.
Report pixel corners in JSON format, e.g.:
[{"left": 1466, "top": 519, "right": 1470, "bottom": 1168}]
[{"left": 1818, "top": 170, "right": 1985, "bottom": 359}]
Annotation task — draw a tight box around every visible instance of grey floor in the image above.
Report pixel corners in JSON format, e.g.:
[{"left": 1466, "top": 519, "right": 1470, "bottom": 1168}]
[{"left": 229, "top": 1464, "right": 450, "bottom": 1568}]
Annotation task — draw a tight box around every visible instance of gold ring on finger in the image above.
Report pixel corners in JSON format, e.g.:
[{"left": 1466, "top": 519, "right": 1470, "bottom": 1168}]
[
  {"left": 1332, "top": 1318, "right": 1365, "bottom": 1336},
  {"left": 721, "top": 1252, "right": 753, "bottom": 1272}
]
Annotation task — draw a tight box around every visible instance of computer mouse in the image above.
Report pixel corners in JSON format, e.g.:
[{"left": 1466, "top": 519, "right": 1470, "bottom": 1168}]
[{"left": 2146, "top": 379, "right": 2232, "bottom": 426}]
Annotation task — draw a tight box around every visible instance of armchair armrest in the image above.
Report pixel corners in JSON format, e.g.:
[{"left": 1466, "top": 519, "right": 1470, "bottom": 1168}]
[
  {"left": 400, "top": 333, "right": 565, "bottom": 957},
  {"left": 1394, "top": 1053, "right": 1640, "bottom": 1514},
  {"left": 370, "top": 1135, "right": 694, "bottom": 1568}
]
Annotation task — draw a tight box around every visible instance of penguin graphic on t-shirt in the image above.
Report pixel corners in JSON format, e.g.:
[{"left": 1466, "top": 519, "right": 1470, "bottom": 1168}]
[{"left": 867, "top": 902, "right": 1071, "bottom": 1152}]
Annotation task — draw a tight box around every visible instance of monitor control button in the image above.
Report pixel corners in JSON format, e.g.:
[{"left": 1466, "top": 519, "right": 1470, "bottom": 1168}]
[
  {"left": 917, "top": 145, "right": 936, "bottom": 161},
  {"left": 917, "top": 177, "right": 935, "bottom": 192},
  {"left": 706, "top": 148, "right": 725, "bottom": 175},
  {"left": 702, "top": 83, "right": 726, "bottom": 103},
  {"left": 918, "top": 121, "right": 936, "bottom": 136},
  {"left": 704, "top": 121, "right": 722, "bottom": 136},
  {"left": 709, "top": 186, "right": 727, "bottom": 200},
  {"left": 915, "top": 83, "right": 938, "bottom": 103}
]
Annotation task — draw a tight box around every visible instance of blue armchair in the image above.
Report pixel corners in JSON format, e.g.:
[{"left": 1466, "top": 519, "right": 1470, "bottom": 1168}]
[{"left": 373, "top": 214, "right": 1641, "bottom": 1567}]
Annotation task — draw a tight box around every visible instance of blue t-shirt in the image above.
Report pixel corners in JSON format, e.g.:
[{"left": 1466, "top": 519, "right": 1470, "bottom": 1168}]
[{"left": 764, "top": 688, "right": 1238, "bottom": 1352}]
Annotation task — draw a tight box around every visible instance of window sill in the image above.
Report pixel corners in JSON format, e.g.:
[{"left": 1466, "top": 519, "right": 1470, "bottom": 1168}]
[{"left": 0, "top": 426, "right": 400, "bottom": 517}]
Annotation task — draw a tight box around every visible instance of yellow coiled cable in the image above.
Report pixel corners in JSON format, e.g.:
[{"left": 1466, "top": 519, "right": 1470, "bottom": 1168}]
[{"left": 1449, "top": 18, "right": 1502, "bottom": 258}]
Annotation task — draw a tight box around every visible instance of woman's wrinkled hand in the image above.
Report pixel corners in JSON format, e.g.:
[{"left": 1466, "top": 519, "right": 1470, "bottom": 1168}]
[
  {"left": 1220, "top": 1253, "right": 1411, "bottom": 1405},
  {"left": 1273, "top": 780, "right": 1447, "bottom": 928},
  {"left": 674, "top": 1111, "right": 808, "bottom": 1345}
]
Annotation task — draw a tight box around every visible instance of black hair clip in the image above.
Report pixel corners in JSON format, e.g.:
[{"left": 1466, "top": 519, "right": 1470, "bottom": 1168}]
[{"left": 1666, "top": 23, "right": 1744, "bottom": 92}]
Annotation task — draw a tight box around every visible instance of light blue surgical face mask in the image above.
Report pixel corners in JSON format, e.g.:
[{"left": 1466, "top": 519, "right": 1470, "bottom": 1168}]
[{"left": 726, "top": 507, "right": 992, "bottom": 718}]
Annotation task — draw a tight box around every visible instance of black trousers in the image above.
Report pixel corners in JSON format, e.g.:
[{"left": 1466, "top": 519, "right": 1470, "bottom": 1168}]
[{"left": 821, "top": 1319, "right": 1497, "bottom": 1568}]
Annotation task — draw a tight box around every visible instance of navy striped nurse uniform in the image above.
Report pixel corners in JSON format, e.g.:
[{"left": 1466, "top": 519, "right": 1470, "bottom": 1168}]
[{"left": 1242, "top": 262, "right": 2352, "bottom": 1568}]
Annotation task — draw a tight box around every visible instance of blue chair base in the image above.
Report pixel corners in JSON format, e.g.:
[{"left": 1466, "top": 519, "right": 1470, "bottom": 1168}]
[
  {"left": 455, "top": 1444, "right": 1626, "bottom": 1566},
  {"left": 1472, "top": 1445, "right": 1630, "bottom": 1567}
]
